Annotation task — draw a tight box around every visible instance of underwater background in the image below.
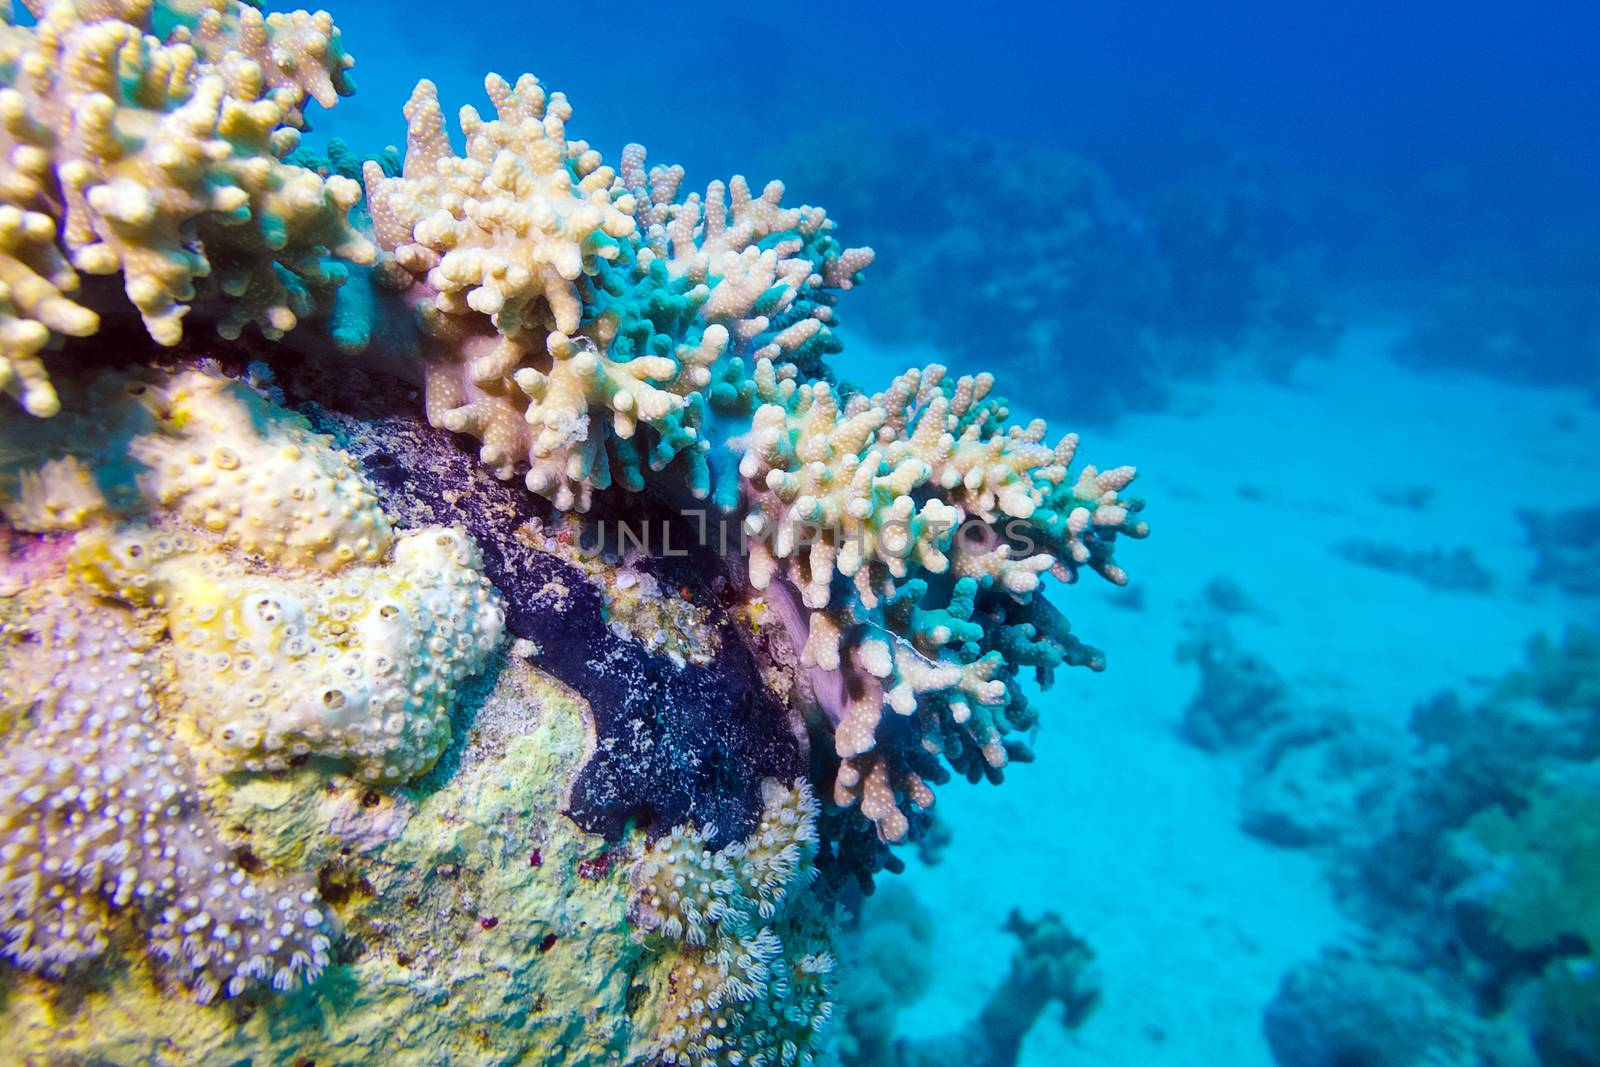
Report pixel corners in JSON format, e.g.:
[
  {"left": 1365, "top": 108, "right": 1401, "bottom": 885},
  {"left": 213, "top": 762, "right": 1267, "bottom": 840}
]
[
  {"left": 2, "top": 0, "right": 1597, "bottom": 1063},
  {"left": 313, "top": 3, "right": 1600, "bottom": 1063}
]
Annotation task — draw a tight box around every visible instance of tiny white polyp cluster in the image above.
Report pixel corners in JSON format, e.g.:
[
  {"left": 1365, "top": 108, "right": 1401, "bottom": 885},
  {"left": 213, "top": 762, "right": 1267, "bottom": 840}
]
[
  {"left": 0, "top": 597, "right": 334, "bottom": 1003},
  {"left": 632, "top": 780, "right": 836, "bottom": 1067}
]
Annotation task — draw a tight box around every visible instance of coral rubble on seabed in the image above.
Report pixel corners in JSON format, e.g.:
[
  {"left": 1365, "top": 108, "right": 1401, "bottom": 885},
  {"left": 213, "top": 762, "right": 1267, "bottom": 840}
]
[{"left": 0, "top": 0, "right": 1151, "bottom": 1063}]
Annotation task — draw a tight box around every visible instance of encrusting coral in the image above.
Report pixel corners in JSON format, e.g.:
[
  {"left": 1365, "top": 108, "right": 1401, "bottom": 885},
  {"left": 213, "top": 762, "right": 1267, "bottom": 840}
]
[
  {"left": 0, "top": 362, "right": 502, "bottom": 1004},
  {"left": 123, "top": 367, "right": 393, "bottom": 569},
  {"left": 74, "top": 522, "right": 504, "bottom": 781},
  {"left": 0, "top": 594, "right": 334, "bottom": 1003},
  {"left": 6, "top": 366, "right": 505, "bottom": 783}
]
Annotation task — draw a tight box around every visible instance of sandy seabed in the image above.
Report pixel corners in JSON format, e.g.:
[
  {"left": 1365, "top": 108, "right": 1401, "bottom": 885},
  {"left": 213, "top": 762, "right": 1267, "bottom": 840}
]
[{"left": 855, "top": 325, "right": 1598, "bottom": 1066}]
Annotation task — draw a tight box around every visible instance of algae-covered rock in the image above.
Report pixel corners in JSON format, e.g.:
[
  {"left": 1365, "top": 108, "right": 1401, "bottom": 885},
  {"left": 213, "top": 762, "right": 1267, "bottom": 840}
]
[
  {"left": 2, "top": 650, "right": 650, "bottom": 1065},
  {"left": 0, "top": 363, "right": 839, "bottom": 1065}
]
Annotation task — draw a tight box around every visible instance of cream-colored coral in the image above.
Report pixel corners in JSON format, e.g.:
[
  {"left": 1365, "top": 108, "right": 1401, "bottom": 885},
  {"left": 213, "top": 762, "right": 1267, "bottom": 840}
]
[
  {"left": 0, "top": 205, "right": 98, "bottom": 415},
  {"left": 804, "top": 615, "right": 1003, "bottom": 843},
  {"left": 0, "top": 453, "right": 104, "bottom": 530},
  {"left": 71, "top": 523, "right": 505, "bottom": 782},
  {"left": 625, "top": 147, "right": 873, "bottom": 367},
  {"left": 738, "top": 379, "right": 962, "bottom": 612},
  {"left": 0, "top": 366, "right": 391, "bottom": 572},
  {"left": 0, "top": 0, "right": 373, "bottom": 414},
  {"left": 873, "top": 364, "right": 1145, "bottom": 585},
  {"left": 0, "top": 364, "right": 505, "bottom": 785},
  {"left": 365, "top": 73, "right": 636, "bottom": 340},
  {"left": 183, "top": 3, "right": 355, "bottom": 120},
  {"left": 128, "top": 368, "right": 392, "bottom": 570},
  {"left": 366, "top": 74, "right": 731, "bottom": 511},
  {"left": 741, "top": 363, "right": 1145, "bottom": 842},
  {"left": 739, "top": 363, "right": 1140, "bottom": 616}
]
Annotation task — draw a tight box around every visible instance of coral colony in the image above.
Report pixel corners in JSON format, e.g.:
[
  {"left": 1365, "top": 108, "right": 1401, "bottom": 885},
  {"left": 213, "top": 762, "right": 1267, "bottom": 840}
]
[{"left": 0, "top": 1, "right": 1144, "bottom": 1062}]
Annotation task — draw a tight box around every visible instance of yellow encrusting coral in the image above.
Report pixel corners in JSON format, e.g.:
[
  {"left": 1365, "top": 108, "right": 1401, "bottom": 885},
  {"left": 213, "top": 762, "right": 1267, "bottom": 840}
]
[
  {"left": 128, "top": 368, "right": 393, "bottom": 570},
  {"left": 2, "top": 364, "right": 505, "bottom": 784},
  {"left": 72, "top": 523, "right": 505, "bottom": 781},
  {"left": 0, "top": 596, "right": 651, "bottom": 1063}
]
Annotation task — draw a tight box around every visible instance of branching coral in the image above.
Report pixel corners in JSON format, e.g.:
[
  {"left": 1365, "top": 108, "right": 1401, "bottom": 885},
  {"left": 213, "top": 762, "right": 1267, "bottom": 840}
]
[
  {"left": 307, "top": 54, "right": 1147, "bottom": 849},
  {"left": 0, "top": 453, "right": 105, "bottom": 530},
  {"left": 832, "top": 892, "right": 1099, "bottom": 1067},
  {"left": 0, "top": 0, "right": 373, "bottom": 416},
  {"left": 749, "top": 364, "right": 1145, "bottom": 840},
  {"left": 0, "top": 593, "right": 333, "bottom": 1002},
  {"left": 364, "top": 76, "right": 872, "bottom": 513}
]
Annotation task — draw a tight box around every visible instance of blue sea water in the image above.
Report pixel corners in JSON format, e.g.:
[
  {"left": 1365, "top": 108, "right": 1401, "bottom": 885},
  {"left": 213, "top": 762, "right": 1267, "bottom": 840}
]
[{"left": 326, "top": 3, "right": 1598, "bottom": 1063}]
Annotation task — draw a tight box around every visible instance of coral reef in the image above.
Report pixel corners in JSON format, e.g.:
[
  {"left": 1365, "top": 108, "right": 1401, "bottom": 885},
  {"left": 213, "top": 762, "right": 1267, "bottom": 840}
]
[
  {"left": 747, "top": 362, "right": 1144, "bottom": 842},
  {"left": 1453, "top": 773, "right": 1600, "bottom": 965},
  {"left": 362, "top": 75, "right": 871, "bottom": 512},
  {"left": 1, "top": 604, "right": 660, "bottom": 1064},
  {"left": 1519, "top": 503, "right": 1600, "bottom": 597},
  {"left": 0, "top": 1, "right": 1156, "bottom": 1060},
  {"left": 348, "top": 61, "right": 1148, "bottom": 849},
  {"left": 1175, "top": 624, "right": 1294, "bottom": 751},
  {"left": 768, "top": 125, "right": 1341, "bottom": 417},
  {"left": 1332, "top": 538, "right": 1494, "bottom": 593},
  {"left": 78, "top": 523, "right": 503, "bottom": 781},
  {"left": 2, "top": 367, "right": 504, "bottom": 782},
  {"left": 832, "top": 886, "right": 1100, "bottom": 1067},
  {"left": 1217, "top": 629, "right": 1600, "bottom": 1067},
  {"left": 0, "top": 364, "right": 502, "bottom": 1011},
  {"left": 1263, "top": 949, "right": 1534, "bottom": 1067}
]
